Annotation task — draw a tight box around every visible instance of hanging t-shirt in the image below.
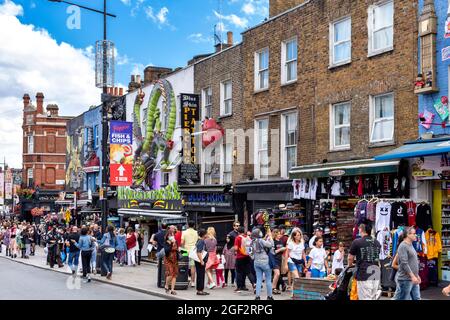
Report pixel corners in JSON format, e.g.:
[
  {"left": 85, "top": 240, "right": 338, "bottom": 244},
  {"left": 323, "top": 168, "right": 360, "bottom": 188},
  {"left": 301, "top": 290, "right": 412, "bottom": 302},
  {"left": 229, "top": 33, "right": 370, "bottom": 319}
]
[
  {"left": 406, "top": 201, "right": 417, "bottom": 227},
  {"left": 331, "top": 180, "right": 341, "bottom": 197},
  {"left": 355, "top": 201, "right": 368, "bottom": 225},
  {"left": 416, "top": 204, "right": 433, "bottom": 231},
  {"left": 310, "top": 178, "right": 318, "bottom": 201},
  {"left": 366, "top": 201, "right": 376, "bottom": 222},
  {"left": 309, "top": 247, "right": 327, "bottom": 272},
  {"left": 413, "top": 228, "right": 427, "bottom": 255},
  {"left": 375, "top": 201, "right": 392, "bottom": 232},
  {"left": 293, "top": 180, "right": 301, "bottom": 199},
  {"left": 376, "top": 229, "right": 392, "bottom": 260},
  {"left": 390, "top": 202, "right": 408, "bottom": 229},
  {"left": 392, "top": 227, "right": 406, "bottom": 257},
  {"left": 304, "top": 179, "right": 311, "bottom": 200}
]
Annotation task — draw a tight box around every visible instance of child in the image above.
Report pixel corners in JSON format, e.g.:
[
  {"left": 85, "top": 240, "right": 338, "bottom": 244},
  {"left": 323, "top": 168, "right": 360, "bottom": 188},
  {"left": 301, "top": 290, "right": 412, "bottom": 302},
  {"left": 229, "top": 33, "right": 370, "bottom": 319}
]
[
  {"left": 307, "top": 237, "right": 330, "bottom": 278},
  {"left": 223, "top": 235, "right": 236, "bottom": 287},
  {"left": 332, "top": 242, "right": 345, "bottom": 275},
  {"left": 216, "top": 248, "right": 225, "bottom": 288},
  {"left": 304, "top": 248, "right": 312, "bottom": 278}
]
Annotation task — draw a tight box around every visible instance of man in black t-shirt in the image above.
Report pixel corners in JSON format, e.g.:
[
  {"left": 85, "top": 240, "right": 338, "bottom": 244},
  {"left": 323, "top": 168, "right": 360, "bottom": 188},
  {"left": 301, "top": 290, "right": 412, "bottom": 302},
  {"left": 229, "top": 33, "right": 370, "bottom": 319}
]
[
  {"left": 348, "top": 224, "right": 381, "bottom": 300},
  {"left": 66, "top": 226, "right": 81, "bottom": 275}
]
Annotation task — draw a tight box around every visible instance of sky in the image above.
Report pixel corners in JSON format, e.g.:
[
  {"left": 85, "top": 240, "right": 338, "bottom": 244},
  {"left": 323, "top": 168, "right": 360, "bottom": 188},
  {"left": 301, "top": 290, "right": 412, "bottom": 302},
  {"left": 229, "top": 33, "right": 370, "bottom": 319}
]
[{"left": 0, "top": 0, "right": 269, "bottom": 168}]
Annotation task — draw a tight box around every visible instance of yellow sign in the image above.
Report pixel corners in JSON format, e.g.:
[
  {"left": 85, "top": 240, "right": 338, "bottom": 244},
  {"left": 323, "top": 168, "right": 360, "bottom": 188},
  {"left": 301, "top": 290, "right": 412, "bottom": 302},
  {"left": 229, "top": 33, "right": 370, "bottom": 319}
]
[{"left": 412, "top": 170, "right": 434, "bottom": 177}]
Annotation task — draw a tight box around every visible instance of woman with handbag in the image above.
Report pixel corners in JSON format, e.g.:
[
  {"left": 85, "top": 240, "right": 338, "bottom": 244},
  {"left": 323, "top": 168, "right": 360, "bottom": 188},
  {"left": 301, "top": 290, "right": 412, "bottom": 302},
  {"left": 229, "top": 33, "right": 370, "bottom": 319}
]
[
  {"left": 286, "top": 229, "right": 307, "bottom": 283},
  {"left": 251, "top": 228, "right": 274, "bottom": 300},
  {"left": 205, "top": 227, "right": 219, "bottom": 289},
  {"left": 193, "top": 229, "right": 210, "bottom": 296},
  {"left": 126, "top": 227, "right": 137, "bottom": 267},
  {"left": 73, "top": 227, "right": 95, "bottom": 283},
  {"left": 99, "top": 225, "right": 117, "bottom": 280},
  {"left": 163, "top": 228, "right": 179, "bottom": 295}
]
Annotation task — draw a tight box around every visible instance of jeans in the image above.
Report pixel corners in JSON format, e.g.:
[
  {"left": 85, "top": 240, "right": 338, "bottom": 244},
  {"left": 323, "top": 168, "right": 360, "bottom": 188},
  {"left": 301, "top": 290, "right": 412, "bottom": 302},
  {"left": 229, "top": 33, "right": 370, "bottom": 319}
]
[
  {"left": 117, "top": 250, "right": 126, "bottom": 265},
  {"left": 81, "top": 251, "right": 92, "bottom": 278},
  {"left": 394, "top": 280, "right": 421, "bottom": 300},
  {"left": 225, "top": 269, "right": 235, "bottom": 285},
  {"left": 25, "top": 244, "right": 31, "bottom": 257},
  {"left": 68, "top": 251, "right": 80, "bottom": 271},
  {"left": 102, "top": 251, "right": 114, "bottom": 274},
  {"left": 195, "top": 261, "right": 206, "bottom": 291},
  {"left": 254, "top": 263, "right": 272, "bottom": 298},
  {"left": 235, "top": 257, "right": 256, "bottom": 289}
]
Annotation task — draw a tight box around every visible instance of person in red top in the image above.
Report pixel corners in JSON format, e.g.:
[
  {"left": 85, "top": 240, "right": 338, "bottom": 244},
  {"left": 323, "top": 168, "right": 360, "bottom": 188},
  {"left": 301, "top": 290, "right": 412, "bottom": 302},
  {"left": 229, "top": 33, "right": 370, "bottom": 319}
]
[
  {"left": 126, "top": 227, "right": 137, "bottom": 267},
  {"left": 234, "top": 226, "right": 256, "bottom": 293},
  {"left": 175, "top": 224, "right": 183, "bottom": 248}
]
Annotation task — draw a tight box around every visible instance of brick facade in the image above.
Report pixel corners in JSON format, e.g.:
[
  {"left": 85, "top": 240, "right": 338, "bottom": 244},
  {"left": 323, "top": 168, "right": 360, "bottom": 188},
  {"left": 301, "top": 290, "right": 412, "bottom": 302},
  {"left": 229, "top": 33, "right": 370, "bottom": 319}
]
[
  {"left": 22, "top": 93, "right": 72, "bottom": 190},
  {"left": 241, "top": 0, "right": 419, "bottom": 180}
]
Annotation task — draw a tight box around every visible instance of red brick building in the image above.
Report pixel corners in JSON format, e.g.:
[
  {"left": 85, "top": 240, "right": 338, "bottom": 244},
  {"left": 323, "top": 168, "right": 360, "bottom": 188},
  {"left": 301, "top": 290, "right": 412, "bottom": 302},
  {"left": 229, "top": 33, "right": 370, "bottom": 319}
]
[{"left": 22, "top": 93, "right": 73, "bottom": 190}]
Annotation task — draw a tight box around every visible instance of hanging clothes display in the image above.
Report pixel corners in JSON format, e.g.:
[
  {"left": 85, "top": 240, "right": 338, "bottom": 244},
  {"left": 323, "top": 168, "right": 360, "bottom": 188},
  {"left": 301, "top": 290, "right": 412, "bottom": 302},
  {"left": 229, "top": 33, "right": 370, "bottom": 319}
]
[
  {"left": 390, "top": 201, "right": 408, "bottom": 229},
  {"left": 425, "top": 229, "right": 442, "bottom": 260},
  {"left": 413, "top": 228, "right": 428, "bottom": 256},
  {"left": 375, "top": 201, "right": 392, "bottom": 232},
  {"left": 377, "top": 228, "right": 392, "bottom": 260},
  {"left": 416, "top": 203, "right": 433, "bottom": 231},
  {"left": 406, "top": 201, "right": 417, "bottom": 227}
]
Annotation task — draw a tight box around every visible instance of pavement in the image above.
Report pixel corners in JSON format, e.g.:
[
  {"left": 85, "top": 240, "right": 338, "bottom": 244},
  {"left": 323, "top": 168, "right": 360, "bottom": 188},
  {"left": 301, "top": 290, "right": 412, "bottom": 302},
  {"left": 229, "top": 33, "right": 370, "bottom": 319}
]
[
  {"left": 0, "top": 246, "right": 290, "bottom": 301},
  {"left": 0, "top": 258, "right": 164, "bottom": 300}
]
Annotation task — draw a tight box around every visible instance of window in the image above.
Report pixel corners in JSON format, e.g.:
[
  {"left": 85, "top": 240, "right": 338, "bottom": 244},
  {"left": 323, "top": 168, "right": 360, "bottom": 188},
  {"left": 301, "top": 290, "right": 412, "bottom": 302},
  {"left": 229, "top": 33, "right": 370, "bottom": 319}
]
[
  {"left": 162, "top": 172, "right": 170, "bottom": 186},
  {"left": 204, "top": 147, "right": 220, "bottom": 185},
  {"left": 370, "top": 93, "right": 394, "bottom": 143},
  {"left": 222, "top": 143, "right": 233, "bottom": 184},
  {"left": 282, "top": 113, "right": 298, "bottom": 178},
  {"left": 202, "top": 87, "right": 212, "bottom": 119},
  {"left": 27, "top": 135, "right": 34, "bottom": 154},
  {"left": 93, "top": 125, "right": 99, "bottom": 149},
  {"left": 368, "top": 1, "right": 394, "bottom": 55},
  {"left": 47, "top": 134, "right": 56, "bottom": 153},
  {"left": 46, "top": 168, "right": 55, "bottom": 184},
  {"left": 330, "top": 17, "right": 351, "bottom": 66},
  {"left": 331, "top": 102, "right": 351, "bottom": 150},
  {"left": 255, "top": 48, "right": 269, "bottom": 91},
  {"left": 27, "top": 168, "right": 33, "bottom": 187},
  {"left": 220, "top": 80, "right": 232, "bottom": 116},
  {"left": 255, "top": 119, "right": 269, "bottom": 179},
  {"left": 282, "top": 38, "right": 297, "bottom": 84}
]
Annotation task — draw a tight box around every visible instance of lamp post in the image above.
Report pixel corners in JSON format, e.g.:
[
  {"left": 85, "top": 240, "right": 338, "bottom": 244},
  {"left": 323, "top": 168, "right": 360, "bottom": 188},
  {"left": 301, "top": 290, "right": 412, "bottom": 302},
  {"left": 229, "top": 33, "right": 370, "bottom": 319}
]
[{"left": 48, "top": 0, "right": 116, "bottom": 231}]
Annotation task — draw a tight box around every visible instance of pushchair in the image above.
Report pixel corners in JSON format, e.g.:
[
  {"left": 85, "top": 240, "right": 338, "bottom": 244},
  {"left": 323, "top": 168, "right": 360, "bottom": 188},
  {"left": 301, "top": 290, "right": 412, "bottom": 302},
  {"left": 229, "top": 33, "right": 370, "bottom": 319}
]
[{"left": 325, "top": 266, "right": 356, "bottom": 301}]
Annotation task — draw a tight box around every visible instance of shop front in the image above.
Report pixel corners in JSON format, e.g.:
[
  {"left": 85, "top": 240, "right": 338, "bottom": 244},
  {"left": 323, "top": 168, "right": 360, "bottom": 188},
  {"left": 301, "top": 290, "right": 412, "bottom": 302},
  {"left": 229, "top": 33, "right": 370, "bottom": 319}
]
[
  {"left": 20, "top": 190, "right": 61, "bottom": 223},
  {"left": 180, "top": 184, "right": 238, "bottom": 247},
  {"left": 376, "top": 137, "right": 450, "bottom": 283}
]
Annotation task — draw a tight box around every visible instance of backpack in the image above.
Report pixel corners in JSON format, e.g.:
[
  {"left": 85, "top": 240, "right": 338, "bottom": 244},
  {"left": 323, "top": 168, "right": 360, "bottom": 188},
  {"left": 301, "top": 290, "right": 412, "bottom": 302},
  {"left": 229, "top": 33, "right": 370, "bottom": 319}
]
[{"left": 238, "top": 235, "right": 253, "bottom": 256}]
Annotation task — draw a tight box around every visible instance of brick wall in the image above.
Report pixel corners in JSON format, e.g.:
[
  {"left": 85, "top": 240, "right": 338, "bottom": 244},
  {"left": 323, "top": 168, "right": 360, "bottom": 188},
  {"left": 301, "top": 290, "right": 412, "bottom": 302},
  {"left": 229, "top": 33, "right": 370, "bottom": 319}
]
[{"left": 269, "top": 0, "right": 308, "bottom": 17}]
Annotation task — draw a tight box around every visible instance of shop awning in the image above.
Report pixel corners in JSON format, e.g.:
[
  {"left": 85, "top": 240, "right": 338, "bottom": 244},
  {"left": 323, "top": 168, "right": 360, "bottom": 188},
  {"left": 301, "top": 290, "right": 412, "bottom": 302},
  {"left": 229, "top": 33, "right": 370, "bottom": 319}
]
[
  {"left": 375, "top": 138, "right": 450, "bottom": 161},
  {"left": 55, "top": 200, "right": 73, "bottom": 205},
  {"left": 289, "top": 159, "right": 400, "bottom": 179},
  {"left": 178, "top": 184, "right": 232, "bottom": 193},
  {"left": 118, "top": 208, "right": 183, "bottom": 220}
]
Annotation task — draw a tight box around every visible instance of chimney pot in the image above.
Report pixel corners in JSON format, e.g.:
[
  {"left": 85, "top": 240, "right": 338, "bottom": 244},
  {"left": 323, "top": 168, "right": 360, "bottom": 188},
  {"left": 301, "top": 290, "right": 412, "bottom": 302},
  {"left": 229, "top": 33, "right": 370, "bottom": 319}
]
[
  {"left": 114, "top": 87, "right": 118, "bottom": 96},
  {"left": 136, "top": 75, "right": 141, "bottom": 84},
  {"left": 119, "top": 88, "right": 123, "bottom": 96},
  {"left": 227, "top": 31, "right": 233, "bottom": 46},
  {"left": 23, "top": 94, "right": 30, "bottom": 108},
  {"left": 36, "top": 92, "right": 44, "bottom": 114}
]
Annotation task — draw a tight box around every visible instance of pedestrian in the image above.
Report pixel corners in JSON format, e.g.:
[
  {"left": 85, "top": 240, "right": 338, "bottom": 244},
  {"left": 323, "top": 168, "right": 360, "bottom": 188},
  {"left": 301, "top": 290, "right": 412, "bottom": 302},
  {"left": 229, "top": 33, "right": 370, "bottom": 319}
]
[
  {"left": 205, "top": 227, "right": 219, "bottom": 289},
  {"left": 332, "top": 242, "right": 345, "bottom": 275},
  {"left": 393, "top": 227, "right": 421, "bottom": 300},
  {"left": 163, "top": 227, "right": 179, "bottom": 295},
  {"left": 227, "top": 221, "right": 240, "bottom": 247},
  {"left": 73, "top": 227, "right": 95, "bottom": 283},
  {"left": 3, "top": 223, "right": 11, "bottom": 257},
  {"left": 223, "top": 234, "right": 236, "bottom": 288},
  {"left": 309, "top": 227, "right": 324, "bottom": 249},
  {"left": 116, "top": 228, "right": 127, "bottom": 266},
  {"left": 443, "top": 284, "right": 450, "bottom": 297},
  {"left": 92, "top": 224, "right": 102, "bottom": 273},
  {"left": 175, "top": 224, "right": 183, "bottom": 248},
  {"left": 29, "top": 226, "right": 36, "bottom": 256},
  {"left": 46, "top": 225, "right": 63, "bottom": 268},
  {"left": 234, "top": 226, "right": 256, "bottom": 293},
  {"left": 136, "top": 229, "right": 143, "bottom": 265},
  {"left": 348, "top": 223, "right": 381, "bottom": 300},
  {"left": 10, "top": 223, "right": 17, "bottom": 259},
  {"left": 307, "top": 237, "right": 330, "bottom": 278},
  {"left": 216, "top": 248, "right": 225, "bottom": 288},
  {"left": 152, "top": 224, "right": 168, "bottom": 288},
  {"left": 99, "top": 225, "right": 118, "bottom": 280},
  {"left": 287, "top": 229, "right": 307, "bottom": 282},
  {"left": 181, "top": 221, "right": 199, "bottom": 288},
  {"left": 126, "top": 227, "right": 137, "bottom": 267},
  {"left": 195, "top": 228, "right": 210, "bottom": 296},
  {"left": 66, "top": 226, "right": 81, "bottom": 275},
  {"left": 271, "top": 228, "right": 286, "bottom": 295},
  {"left": 251, "top": 228, "right": 274, "bottom": 300}
]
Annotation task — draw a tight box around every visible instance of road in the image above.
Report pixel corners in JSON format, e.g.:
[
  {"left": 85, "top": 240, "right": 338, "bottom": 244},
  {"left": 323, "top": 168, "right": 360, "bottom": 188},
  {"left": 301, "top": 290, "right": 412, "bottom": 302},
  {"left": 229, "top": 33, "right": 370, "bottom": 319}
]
[{"left": 0, "top": 258, "right": 166, "bottom": 300}]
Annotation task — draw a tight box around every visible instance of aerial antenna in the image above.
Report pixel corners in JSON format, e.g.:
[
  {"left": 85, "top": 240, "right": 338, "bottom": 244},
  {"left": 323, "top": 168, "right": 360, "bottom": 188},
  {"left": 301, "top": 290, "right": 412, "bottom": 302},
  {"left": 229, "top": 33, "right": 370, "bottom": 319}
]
[{"left": 214, "top": 0, "right": 224, "bottom": 49}]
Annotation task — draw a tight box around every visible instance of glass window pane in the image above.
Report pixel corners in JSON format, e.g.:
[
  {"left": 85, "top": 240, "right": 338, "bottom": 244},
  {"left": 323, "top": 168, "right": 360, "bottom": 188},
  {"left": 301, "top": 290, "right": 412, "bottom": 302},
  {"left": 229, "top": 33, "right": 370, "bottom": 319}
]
[
  {"left": 335, "top": 127, "right": 350, "bottom": 146},
  {"left": 225, "top": 81, "right": 232, "bottom": 99},
  {"left": 375, "top": 95, "right": 393, "bottom": 119},
  {"left": 334, "top": 104, "right": 350, "bottom": 126},
  {"left": 372, "top": 119, "right": 394, "bottom": 141},
  {"left": 259, "top": 50, "right": 268, "bottom": 70},
  {"left": 334, "top": 42, "right": 351, "bottom": 63},
  {"left": 287, "top": 61, "right": 297, "bottom": 81},
  {"left": 334, "top": 19, "right": 350, "bottom": 43},
  {"left": 286, "top": 146, "right": 296, "bottom": 172},
  {"left": 374, "top": 2, "right": 393, "bottom": 30},
  {"left": 286, "top": 40, "right": 297, "bottom": 61},
  {"left": 373, "top": 27, "right": 393, "bottom": 51}
]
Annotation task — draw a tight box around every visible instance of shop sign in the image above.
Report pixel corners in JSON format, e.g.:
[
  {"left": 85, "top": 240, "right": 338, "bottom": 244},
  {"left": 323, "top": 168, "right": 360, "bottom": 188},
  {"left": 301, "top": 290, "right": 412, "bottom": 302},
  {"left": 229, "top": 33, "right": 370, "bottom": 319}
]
[
  {"left": 179, "top": 163, "right": 200, "bottom": 184},
  {"left": 109, "top": 121, "right": 133, "bottom": 187},
  {"left": 38, "top": 195, "right": 59, "bottom": 202},
  {"left": 412, "top": 155, "right": 450, "bottom": 180},
  {"left": 329, "top": 170, "right": 345, "bottom": 177},
  {"left": 412, "top": 170, "right": 434, "bottom": 178},
  {"left": 180, "top": 94, "right": 200, "bottom": 165},
  {"left": 118, "top": 183, "right": 182, "bottom": 210},
  {"left": 184, "top": 192, "right": 232, "bottom": 208},
  {"left": 445, "top": 9, "right": 450, "bottom": 39},
  {"left": 443, "top": 46, "right": 450, "bottom": 61}
]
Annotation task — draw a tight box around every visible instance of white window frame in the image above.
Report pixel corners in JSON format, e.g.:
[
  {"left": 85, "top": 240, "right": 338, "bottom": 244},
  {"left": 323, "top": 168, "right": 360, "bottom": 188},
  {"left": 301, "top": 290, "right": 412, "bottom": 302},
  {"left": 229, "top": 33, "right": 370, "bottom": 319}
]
[
  {"left": 280, "top": 112, "right": 298, "bottom": 178},
  {"left": 330, "top": 102, "right": 351, "bottom": 151},
  {"left": 368, "top": 0, "right": 394, "bottom": 57},
  {"left": 202, "top": 87, "right": 212, "bottom": 119},
  {"left": 221, "top": 143, "right": 233, "bottom": 184},
  {"left": 254, "top": 118, "right": 269, "bottom": 180},
  {"left": 254, "top": 48, "right": 269, "bottom": 91},
  {"left": 27, "top": 135, "right": 34, "bottom": 154},
  {"left": 281, "top": 37, "right": 298, "bottom": 84},
  {"left": 27, "top": 168, "right": 33, "bottom": 187},
  {"left": 329, "top": 17, "right": 352, "bottom": 67},
  {"left": 94, "top": 125, "right": 99, "bottom": 149},
  {"left": 369, "top": 93, "right": 395, "bottom": 144},
  {"left": 220, "top": 80, "right": 232, "bottom": 116}
]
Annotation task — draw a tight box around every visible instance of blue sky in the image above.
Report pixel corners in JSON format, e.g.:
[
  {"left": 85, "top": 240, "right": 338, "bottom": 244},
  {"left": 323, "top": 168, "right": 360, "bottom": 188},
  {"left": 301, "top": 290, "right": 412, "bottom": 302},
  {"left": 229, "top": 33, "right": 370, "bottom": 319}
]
[
  {"left": 16, "top": 0, "right": 268, "bottom": 85},
  {"left": 0, "top": 0, "right": 268, "bottom": 167}
]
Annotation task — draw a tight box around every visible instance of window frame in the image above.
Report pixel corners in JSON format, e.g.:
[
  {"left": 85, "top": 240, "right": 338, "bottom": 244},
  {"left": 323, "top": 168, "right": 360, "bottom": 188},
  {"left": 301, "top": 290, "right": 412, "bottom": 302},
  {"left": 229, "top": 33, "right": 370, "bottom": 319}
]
[
  {"left": 281, "top": 37, "right": 298, "bottom": 84},
  {"left": 254, "top": 48, "right": 270, "bottom": 91},
  {"left": 220, "top": 80, "right": 233, "bottom": 116},
  {"left": 330, "top": 102, "right": 351, "bottom": 151},
  {"left": 93, "top": 125, "right": 99, "bottom": 149},
  {"left": 27, "top": 135, "right": 34, "bottom": 154},
  {"left": 369, "top": 92, "right": 395, "bottom": 144},
  {"left": 202, "top": 86, "right": 212, "bottom": 119},
  {"left": 280, "top": 112, "right": 298, "bottom": 178},
  {"left": 27, "top": 168, "right": 33, "bottom": 187},
  {"left": 254, "top": 118, "right": 269, "bottom": 180},
  {"left": 329, "top": 16, "right": 352, "bottom": 67},
  {"left": 221, "top": 143, "right": 233, "bottom": 184},
  {"left": 368, "top": 0, "right": 394, "bottom": 57}
]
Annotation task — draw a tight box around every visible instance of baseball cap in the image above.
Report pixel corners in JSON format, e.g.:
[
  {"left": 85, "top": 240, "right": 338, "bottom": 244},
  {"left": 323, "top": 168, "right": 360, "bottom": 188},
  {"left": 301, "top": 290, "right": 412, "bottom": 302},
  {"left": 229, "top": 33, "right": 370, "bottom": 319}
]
[{"left": 314, "top": 226, "right": 323, "bottom": 232}]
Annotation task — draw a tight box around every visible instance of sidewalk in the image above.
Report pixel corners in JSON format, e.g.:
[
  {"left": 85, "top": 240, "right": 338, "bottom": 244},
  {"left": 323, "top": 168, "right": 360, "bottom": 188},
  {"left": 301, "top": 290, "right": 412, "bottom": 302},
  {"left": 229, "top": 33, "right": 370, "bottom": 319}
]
[{"left": 0, "top": 247, "right": 291, "bottom": 301}]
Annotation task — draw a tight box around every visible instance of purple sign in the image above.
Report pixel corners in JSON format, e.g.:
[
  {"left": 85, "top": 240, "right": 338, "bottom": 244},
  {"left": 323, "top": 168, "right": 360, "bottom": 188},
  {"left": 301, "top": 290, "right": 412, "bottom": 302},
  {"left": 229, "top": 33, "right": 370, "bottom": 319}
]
[
  {"left": 442, "top": 46, "right": 450, "bottom": 61},
  {"left": 110, "top": 121, "right": 133, "bottom": 145}
]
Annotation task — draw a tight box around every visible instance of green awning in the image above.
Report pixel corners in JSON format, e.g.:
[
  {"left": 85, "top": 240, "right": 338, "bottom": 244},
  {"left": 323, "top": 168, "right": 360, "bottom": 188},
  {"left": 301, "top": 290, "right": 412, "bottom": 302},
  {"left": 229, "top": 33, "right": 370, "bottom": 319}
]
[{"left": 289, "top": 159, "right": 400, "bottom": 179}]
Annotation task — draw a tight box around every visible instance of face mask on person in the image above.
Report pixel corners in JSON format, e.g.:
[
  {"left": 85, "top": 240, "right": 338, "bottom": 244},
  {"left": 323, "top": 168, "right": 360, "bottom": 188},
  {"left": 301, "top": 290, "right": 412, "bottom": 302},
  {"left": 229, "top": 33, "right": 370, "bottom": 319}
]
[{"left": 169, "top": 236, "right": 175, "bottom": 242}]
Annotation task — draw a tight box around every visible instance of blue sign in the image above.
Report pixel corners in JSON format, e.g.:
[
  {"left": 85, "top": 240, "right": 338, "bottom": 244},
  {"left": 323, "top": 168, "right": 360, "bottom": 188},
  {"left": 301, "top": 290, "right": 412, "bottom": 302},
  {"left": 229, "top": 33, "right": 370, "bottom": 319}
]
[{"left": 110, "top": 121, "right": 133, "bottom": 145}]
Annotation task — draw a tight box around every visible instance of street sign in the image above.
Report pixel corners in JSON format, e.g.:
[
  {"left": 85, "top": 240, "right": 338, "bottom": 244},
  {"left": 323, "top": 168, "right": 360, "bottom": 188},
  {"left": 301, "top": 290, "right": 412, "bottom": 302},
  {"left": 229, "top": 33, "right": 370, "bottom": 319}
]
[{"left": 110, "top": 164, "right": 132, "bottom": 186}]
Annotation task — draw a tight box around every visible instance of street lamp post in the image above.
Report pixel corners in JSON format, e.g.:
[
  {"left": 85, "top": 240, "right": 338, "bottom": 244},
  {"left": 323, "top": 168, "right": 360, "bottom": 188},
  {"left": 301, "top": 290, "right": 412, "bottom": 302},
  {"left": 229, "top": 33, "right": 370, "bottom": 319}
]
[{"left": 48, "top": 0, "right": 116, "bottom": 231}]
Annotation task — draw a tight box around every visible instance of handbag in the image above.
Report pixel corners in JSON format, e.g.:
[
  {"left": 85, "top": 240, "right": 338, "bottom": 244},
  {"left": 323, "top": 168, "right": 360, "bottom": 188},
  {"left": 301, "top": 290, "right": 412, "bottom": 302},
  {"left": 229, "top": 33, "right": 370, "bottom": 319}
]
[
  {"left": 104, "top": 247, "right": 115, "bottom": 254},
  {"left": 189, "top": 244, "right": 207, "bottom": 263},
  {"left": 156, "top": 248, "right": 166, "bottom": 259}
]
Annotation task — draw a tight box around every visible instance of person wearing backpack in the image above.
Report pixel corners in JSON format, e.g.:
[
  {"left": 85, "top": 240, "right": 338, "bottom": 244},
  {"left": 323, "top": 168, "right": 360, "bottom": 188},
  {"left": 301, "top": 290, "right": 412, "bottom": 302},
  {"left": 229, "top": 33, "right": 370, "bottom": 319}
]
[
  {"left": 251, "top": 228, "right": 274, "bottom": 300},
  {"left": 99, "top": 225, "right": 118, "bottom": 280},
  {"left": 234, "top": 226, "right": 256, "bottom": 293}
]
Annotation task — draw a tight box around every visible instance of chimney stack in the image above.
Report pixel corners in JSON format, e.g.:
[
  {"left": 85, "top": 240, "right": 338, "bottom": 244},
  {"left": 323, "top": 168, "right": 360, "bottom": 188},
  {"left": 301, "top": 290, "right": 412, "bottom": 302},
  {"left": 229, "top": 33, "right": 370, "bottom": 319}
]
[
  {"left": 46, "top": 104, "right": 59, "bottom": 117},
  {"left": 114, "top": 87, "right": 118, "bottom": 96},
  {"left": 23, "top": 94, "right": 30, "bottom": 108},
  {"left": 227, "top": 31, "right": 234, "bottom": 46},
  {"left": 119, "top": 88, "right": 124, "bottom": 96},
  {"left": 36, "top": 92, "right": 44, "bottom": 114}
]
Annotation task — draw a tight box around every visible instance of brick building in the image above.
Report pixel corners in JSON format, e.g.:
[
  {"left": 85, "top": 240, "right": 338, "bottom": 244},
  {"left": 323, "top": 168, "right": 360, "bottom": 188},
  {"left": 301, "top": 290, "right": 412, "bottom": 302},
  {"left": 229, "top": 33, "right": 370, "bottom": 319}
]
[
  {"left": 22, "top": 93, "right": 72, "bottom": 190},
  {"left": 235, "top": 0, "right": 419, "bottom": 234}
]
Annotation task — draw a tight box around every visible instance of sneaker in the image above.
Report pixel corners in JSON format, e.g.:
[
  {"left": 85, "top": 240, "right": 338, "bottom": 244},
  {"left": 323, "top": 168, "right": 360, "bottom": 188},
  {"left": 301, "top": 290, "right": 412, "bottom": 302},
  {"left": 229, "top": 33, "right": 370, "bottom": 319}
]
[
  {"left": 234, "top": 288, "right": 242, "bottom": 293},
  {"left": 376, "top": 289, "right": 382, "bottom": 300},
  {"left": 191, "top": 282, "right": 196, "bottom": 288},
  {"left": 241, "top": 287, "right": 249, "bottom": 291},
  {"left": 255, "top": 296, "right": 261, "bottom": 300},
  {"left": 267, "top": 296, "right": 274, "bottom": 300},
  {"left": 208, "top": 282, "right": 216, "bottom": 289},
  {"left": 106, "top": 272, "right": 112, "bottom": 280},
  {"left": 222, "top": 283, "right": 227, "bottom": 288},
  {"left": 87, "top": 275, "right": 91, "bottom": 283}
]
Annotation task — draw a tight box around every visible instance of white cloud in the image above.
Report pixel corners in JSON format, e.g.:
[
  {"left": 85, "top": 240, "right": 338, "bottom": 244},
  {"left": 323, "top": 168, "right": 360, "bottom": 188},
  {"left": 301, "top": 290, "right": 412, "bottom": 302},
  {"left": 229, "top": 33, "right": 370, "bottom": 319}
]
[
  {"left": 120, "top": 0, "right": 131, "bottom": 5},
  {"left": 0, "top": 1, "right": 100, "bottom": 168},
  {"left": 214, "top": 10, "right": 248, "bottom": 29},
  {"left": 187, "top": 33, "right": 212, "bottom": 44},
  {"left": 145, "top": 6, "right": 172, "bottom": 29},
  {"left": 131, "top": 0, "right": 146, "bottom": 17},
  {"left": 242, "top": 3, "right": 255, "bottom": 15},
  {"left": 241, "top": 0, "right": 269, "bottom": 17}
]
